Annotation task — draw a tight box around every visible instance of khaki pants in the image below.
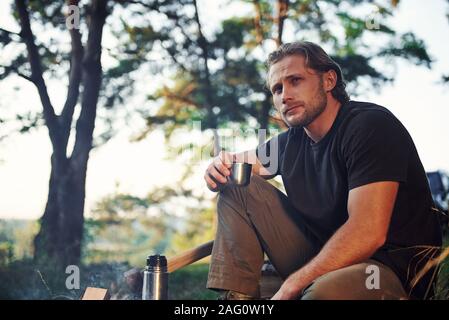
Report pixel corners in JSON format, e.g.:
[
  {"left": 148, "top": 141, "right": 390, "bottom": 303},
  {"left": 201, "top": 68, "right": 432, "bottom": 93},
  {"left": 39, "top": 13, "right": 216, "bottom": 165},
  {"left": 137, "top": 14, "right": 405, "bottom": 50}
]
[{"left": 207, "top": 175, "right": 407, "bottom": 300}]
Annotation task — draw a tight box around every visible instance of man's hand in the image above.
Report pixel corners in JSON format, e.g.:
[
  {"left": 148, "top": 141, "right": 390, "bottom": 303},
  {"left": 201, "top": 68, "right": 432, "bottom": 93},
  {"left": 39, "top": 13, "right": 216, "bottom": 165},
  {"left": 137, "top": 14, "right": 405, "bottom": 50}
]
[
  {"left": 204, "top": 150, "right": 234, "bottom": 192},
  {"left": 271, "top": 279, "right": 304, "bottom": 300}
]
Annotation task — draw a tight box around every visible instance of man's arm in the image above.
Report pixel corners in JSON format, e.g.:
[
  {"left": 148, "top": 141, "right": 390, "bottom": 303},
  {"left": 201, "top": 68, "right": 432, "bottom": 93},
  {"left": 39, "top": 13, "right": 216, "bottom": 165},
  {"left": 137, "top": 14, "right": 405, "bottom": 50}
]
[{"left": 271, "top": 181, "right": 399, "bottom": 299}]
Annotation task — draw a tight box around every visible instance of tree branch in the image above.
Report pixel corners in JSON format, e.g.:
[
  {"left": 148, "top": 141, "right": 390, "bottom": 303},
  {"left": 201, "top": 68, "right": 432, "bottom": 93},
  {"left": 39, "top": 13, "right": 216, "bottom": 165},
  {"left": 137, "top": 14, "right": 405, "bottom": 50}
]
[
  {"left": 60, "top": 0, "right": 84, "bottom": 153},
  {"left": 71, "top": 0, "right": 108, "bottom": 168},
  {"left": 193, "top": 0, "right": 215, "bottom": 128},
  {"left": 0, "top": 63, "right": 34, "bottom": 83},
  {"left": 0, "top": 27, "right": 21, "bottom": 38},
  {"left": 160, "top": 41, "right": 189, "bottom": 73},
  {"left": 15, "top": 0, "right": 60, "bottom": 146},
  {"left": 252, "top": 0, "right": 264, "bottom": 45},
  {"left": 146, "top": 115, "right": 177, "bottom": 125},
  {"left": 114, "top": 0, "right": 172, "bottom": 12},
  {"left": 17, "top": 72, "right": 34, "bottom": 82},
  {"left": 161, "top": 87, "right": 201, "bottom": 109},
  {"left": 275, "top": 0, "right": 289, "bottom": 47},
  {"left": 116, "top": 0, "right": 199, "bottom": 78}
]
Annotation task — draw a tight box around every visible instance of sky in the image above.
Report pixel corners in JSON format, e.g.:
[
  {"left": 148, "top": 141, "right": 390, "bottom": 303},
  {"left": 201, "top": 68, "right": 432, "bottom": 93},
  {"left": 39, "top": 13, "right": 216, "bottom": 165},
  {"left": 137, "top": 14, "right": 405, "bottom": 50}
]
[{"left": 0, "top": 0, "right": 449, "bottom": 220}]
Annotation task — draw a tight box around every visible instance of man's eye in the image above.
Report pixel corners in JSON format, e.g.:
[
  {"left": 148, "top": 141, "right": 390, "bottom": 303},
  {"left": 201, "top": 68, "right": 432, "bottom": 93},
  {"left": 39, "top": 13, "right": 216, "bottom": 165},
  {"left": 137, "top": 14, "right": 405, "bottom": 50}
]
[
  {"left": 292, "top": 77, "right": 301, "bottom": 84},
  {"left": 273, "top": 86, "right": 282, "bottom": 94}
]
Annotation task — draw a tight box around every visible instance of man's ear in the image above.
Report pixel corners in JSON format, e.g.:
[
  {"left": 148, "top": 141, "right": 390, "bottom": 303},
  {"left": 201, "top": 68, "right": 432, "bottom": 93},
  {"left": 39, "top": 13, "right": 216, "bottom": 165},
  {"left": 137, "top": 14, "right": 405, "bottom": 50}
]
[{"left": 323, "top": 70, "right": 337, "bottom": 92}]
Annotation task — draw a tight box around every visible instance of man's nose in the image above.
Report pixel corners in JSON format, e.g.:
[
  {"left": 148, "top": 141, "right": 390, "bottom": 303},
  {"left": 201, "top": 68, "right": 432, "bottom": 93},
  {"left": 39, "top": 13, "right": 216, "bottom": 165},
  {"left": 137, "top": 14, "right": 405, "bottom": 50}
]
[{"left": 281, "top": 85, "right": 293, "bottom": 104}]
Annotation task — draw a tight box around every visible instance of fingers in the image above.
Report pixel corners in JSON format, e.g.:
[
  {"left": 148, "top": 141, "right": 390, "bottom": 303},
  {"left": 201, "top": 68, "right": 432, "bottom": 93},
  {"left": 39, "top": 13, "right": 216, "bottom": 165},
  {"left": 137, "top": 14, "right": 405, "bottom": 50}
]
[
  {"left": 204, "top": 151, "right": 234, "bottom": 191},
  {"left": 204, "top": 173, "right": 221, "bottom": 192},
  {"left": 212, "top": 159, "right": 231, "bottom": 178},
  {"left": 218, "top": 150, "right": 234, "bottom": 168},
  {"left": 208, "top": 163, "right": 228, "bottom": 184},
  {"left": 212, "top": 151, "right": 232, "bottom": 178}
]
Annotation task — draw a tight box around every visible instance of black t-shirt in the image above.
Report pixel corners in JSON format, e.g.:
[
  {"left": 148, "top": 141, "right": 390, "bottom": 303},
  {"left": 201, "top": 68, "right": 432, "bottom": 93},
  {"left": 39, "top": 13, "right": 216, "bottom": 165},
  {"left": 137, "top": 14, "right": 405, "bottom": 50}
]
[{"left": 256, "top": 100, "right": 442, "bottom": 299}]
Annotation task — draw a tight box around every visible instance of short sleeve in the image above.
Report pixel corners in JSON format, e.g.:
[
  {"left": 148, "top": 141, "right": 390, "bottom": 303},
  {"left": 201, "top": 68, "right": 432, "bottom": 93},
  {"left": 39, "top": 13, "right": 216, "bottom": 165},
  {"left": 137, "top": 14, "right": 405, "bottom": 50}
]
[
  {"left": 255, "top": 130, "right": 289, "bottom": 177},
  {"left": 342, "top": 110, "right": 412, "bottom": 190}
]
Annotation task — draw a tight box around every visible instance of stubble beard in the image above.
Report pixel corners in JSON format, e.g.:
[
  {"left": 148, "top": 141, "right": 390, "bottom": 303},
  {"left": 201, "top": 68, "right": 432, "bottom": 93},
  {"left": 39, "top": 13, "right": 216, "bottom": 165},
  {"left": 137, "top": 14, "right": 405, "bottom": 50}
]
[{"left": 282, "top": 84, "right": 328, "bottom": 128}]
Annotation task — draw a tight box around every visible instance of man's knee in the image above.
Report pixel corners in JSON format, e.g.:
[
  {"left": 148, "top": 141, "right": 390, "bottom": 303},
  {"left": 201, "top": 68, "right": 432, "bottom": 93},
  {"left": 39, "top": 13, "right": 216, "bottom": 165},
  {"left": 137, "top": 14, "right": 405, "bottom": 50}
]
[
  {"left": 300, "top": 274, "right": 347, "bottom": 300},
  {"left": 218, "top": 175, "right": 267, "bottom": 204},
  {"left": 300, "top": 262, "right": 407, "bottom": 300}
]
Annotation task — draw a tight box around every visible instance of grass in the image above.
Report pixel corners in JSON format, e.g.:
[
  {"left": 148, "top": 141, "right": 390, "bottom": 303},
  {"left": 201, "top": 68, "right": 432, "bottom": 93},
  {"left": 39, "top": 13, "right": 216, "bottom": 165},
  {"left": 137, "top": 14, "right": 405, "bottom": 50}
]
[
  {"left": 169, "top": 263, "right": 219, "bottom": 300},
  {"left": 0, "top": 259, "right": 219, "bottom": 300},
  {"left": 434, "top": 236, "right": 449, "bottom": 299},
  {"left": 0, "top": 260, "right": 131, "bottom": 300}
]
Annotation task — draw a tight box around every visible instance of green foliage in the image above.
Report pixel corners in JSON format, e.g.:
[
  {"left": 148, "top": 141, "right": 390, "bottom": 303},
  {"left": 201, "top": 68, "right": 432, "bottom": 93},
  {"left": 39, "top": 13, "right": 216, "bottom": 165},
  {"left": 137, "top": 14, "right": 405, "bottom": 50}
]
[
  {"left": 0, "top": 28, "right": 14, "bottom": 46},
  {"left": 169, "top": 206, "right": 216, "bottom": 255},
  {"left": 92, "top": 193, "right": 150, "bottom": 221},
  {"left": 435, "top": 237, "right": 449, "bottom": 299},
  {"left": 0, "top": 219, "right": 38, "bottom": 265},
  {"left": 84, "top": 191, "right": 173, "bottom": 266},
  {"left": 0, "top": 242, "right": 14, "bottom": 266},
  {"left": 169, "top": 263, "right": 219, "bottom": 300},
  {"left": 213, "top": 18, "right": 252, "bottom": 51},
  {"left": 337, "top": 12, "right": 367, "bottom": 41},
  {"left": 133, "top": 0, "right": 437, "bottom": 147},
  {"left": 26, "top": 0, "right": 65, "bottom": 29},
  {"left": 0, "top": 53, "right": 28, "bottom": 81},
  {"left": 333, "top": 54, "right": 390, "bottom": 85},
  {"left": 83, "top": 217, "right": 169, "bottom": 267},
  {"left": 84, "top": 174, "right": 216, "bottom": 266},
  {"left": 0, "top": 0, "right": 438, "bottom": 140},
  {"left": 379, "top": 32, "right": 432, "bottom": 68}
]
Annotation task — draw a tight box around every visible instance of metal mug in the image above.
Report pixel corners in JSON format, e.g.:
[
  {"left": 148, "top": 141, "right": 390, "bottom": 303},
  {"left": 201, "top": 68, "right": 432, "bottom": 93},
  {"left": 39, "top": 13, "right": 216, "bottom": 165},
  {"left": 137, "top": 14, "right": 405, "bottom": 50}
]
[{"left": 229, "top": 162, "right": 252, "bottom": 187}]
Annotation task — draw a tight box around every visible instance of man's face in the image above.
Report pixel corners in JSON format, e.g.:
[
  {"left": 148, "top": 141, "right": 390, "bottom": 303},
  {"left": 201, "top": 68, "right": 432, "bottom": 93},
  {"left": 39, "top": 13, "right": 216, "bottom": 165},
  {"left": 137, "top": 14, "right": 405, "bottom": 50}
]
[{"left": 268, "top": 54, "right": 328, "bottom": 128}]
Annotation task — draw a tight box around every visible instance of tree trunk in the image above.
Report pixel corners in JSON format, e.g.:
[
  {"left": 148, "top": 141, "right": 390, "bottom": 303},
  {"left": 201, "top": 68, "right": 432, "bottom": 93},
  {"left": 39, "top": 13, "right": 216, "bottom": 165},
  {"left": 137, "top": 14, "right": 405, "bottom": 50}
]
[
  {"left": 34, "top": 154, "right": 85, "bottom": 266},
  {"left": 259, "top": 91, "right": 272, "bottom": 130},
  {"left": 32, "top": 0, "right": 108, "bottom": 268}
]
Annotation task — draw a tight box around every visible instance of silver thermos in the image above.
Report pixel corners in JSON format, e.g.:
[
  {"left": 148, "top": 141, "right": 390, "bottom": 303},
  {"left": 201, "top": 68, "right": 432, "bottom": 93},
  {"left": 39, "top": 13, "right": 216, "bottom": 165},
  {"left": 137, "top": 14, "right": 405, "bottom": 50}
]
[{"left": 142, "top": 254, "right": 169, "bottom": 300}]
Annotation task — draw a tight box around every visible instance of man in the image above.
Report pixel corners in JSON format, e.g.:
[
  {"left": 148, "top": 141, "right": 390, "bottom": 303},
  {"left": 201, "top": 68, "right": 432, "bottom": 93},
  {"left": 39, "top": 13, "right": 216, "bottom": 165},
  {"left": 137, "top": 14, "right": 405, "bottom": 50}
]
[{"left": 204, "top": 41, "right": 442, "bottom": 300}]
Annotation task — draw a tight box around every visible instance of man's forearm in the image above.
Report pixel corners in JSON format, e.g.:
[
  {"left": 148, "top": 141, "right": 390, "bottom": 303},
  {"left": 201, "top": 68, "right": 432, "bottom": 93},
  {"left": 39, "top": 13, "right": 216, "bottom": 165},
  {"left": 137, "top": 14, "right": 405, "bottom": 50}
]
[{"left": 280, "top": 219, "right": 385, "bottom": 298}]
